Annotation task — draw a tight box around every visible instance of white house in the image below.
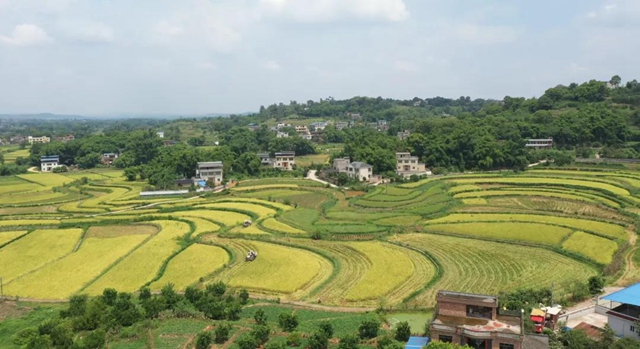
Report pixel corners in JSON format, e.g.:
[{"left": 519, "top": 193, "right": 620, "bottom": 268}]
[
  {"left": 196, "top": 161, "right": 224, "bottom": 185},
  {"left": 397, "top": 130, "right": 411, "bottom": 140},
  {"left": 274, "top": 151, "right": 295, "bottom": 171},
  {"left": 28, "top": 136, "right": 51, "bottom": 144},
  {"left": 396, "top": 152, "right": 430, "bottom": 178},
  {"left": 40, "top": 155, "right": 60, "bottom": 172},
  {"left": 526, "top": 138, "right": 553, "bottom": 149},
  {"left": 347, "top": 162, "right": 373, "bottom": 182},
  {"left": 602, "top": 283, "right": 640, "bottom": 340},
  {"left": 157, "top": 131, "right": 165, "bottom": 138},
  {"left": 277, "top": 132, "right": 289, "bottom": 138},
  {"left": 332, "top": 158, "right": 350, "bottom": 173}
]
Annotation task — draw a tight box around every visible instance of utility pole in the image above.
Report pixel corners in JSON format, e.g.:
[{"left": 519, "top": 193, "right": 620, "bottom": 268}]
[{"left": 551, "top": 282, "right": 555, "bottom": 306}]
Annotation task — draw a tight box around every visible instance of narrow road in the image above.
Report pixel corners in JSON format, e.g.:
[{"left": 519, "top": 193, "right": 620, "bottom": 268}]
[{"left": 306, "top": 170, "right": 339, "bottom": 188}]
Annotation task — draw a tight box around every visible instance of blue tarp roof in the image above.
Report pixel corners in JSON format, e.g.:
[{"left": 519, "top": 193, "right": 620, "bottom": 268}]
[
  {"left": 197, "top": 180, "right": 206, "bottom": 187},
  {"left": 405, "top": 336, "right": 430, "bottom": 349},
  {"left": 602, "top": 283, "right": 640, "bottom": 307}
]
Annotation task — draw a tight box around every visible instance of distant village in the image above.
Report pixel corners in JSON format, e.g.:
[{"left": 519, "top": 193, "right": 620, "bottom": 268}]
[{"left": 3, "top": 118, "right": 555, "bottom": 193}]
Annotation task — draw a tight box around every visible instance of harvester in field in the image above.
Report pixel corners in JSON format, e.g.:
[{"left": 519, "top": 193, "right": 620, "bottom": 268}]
[
  {"left": 246, "top": 250, "right": 258, "bottom": 261},
  {"left": 243, "top": 220, "right": 252, "bottom": 227}
]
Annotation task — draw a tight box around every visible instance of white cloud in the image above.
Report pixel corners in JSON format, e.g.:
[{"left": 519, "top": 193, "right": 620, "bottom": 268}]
[
  {"left": 393, "top": 60, "right": 418, "bottom": 72},
  {"left": 569, "top": 62, "right": 587, "bottom": 73},
  {"left": 198, "top": 62, "right": 218, "bottom": 70},
  {"left": 454, "top": 24, "right": 518, "bottom": 44},
  {"left": 259, "top": 0, "right": 409, "bottom": 23},
  {"left": 265, "top": 60, "right": 281, "bottom": 70},
  {"left": 0, "top": 24, "right": 52, "bottom": 46},
  {"left": 154, "top": 21, "right": 184, "bottom": 37},
  {"left": 61, "top": 21, "right": 114, "bottom": 43},
  {"left": 583, "top": 0, "right": 640, "bottom": 24}
]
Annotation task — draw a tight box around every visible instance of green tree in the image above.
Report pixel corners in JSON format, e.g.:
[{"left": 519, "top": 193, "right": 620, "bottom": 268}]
[
  {"left": 254, "top": 309, "right": 267, "bottom": 325},
  {"left": 215, "top": 323, "right": 231, "bottom": 344},
  {"left": 63, "top": 294, "right": 88, "bottom": 318},
  {"left": 160, "top": 283, "right": 182, "bottom": 309},
  {"left": 600, "top": 323, "right": 616, "bottom": 348},
  {"left": 0, "top": 153, "right": 4, "bottom": 164},
  {"left": 588, "top": 275, "right": 605, "bottom": 295},
  {"left": 358, "top": 319, "right": 379, "bottom": 339},
  {"left": 307, "top": 331, "right": 329, "bottom": 349},
  {"left": 102, "top": 288, "right": 118, "bottom": 306},
  {"left": 287, "top": 332, "right": 302, "bottom": 347},
  {"left": 76, "top": 152, "right": 101, "bottom": 169},
  {"left": 318, "top": 321, "right": 334, "bottom": 338},
  {"left": 612, "top": 337, "right": 640, "bottom": 349},
  {"left": 138, "top": 286, "right": 152, "bottom": 301},
  {"left": 196, "top": 331, "right": 213, "bottom": 349},
  {"left": 24, "top": 334, "right": 52, "bottom": 349},
  {"left": 141, "top": 296, "right": 165, "bottom": 319},
  {"left": 82, "top": 329, "right": 106, "bottom": 349},
  {"left": 394, "top": 321, "right": 411, "bottom": 342},
  {"left": 236, "top": 334, "right": 258, "bottom": 349},
  {"left": 278, "top": 312, "right": 299, "bottom": 332},
  {"left": 338, "top": 334, "right": 360, "bottom": 349},
  {"left": 111, "top": 292, "right": 142, "bottom": 327},
  {"left": 610, "top": 75, "right": 622, "bottom": 88},
  {"left": 185, "top": 286, "right": 203, "bottom": 304},
  {"left": 252, "top": 325, "right": 271, "bottom": 345},
  {"left": 559, "top": 328, "right": 597, "bottom": 349},
  {"left": 239, "top": 289, "right": 250, "bottom": 304},
  {"left": 337, "top": 172, "right": 350, "bottom": 186},
  {"left": 233, "top": 153, "right": 261, "bottom": 176}
]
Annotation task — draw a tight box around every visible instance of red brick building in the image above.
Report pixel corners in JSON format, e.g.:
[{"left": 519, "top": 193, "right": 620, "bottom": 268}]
[{"left": 429, "top": 290, "right": 548, "bottom": 349}]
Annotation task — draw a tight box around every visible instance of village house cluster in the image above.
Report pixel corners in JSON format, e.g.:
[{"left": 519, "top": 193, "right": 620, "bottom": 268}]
[{"left": 331, "top": 151, "right": 431, "bottom": 183}]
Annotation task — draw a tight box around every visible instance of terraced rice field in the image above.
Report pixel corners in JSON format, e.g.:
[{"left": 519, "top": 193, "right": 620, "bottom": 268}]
[
  {"left": 0, "top": 169, "right": 635, "bottom": 306},
  {"left": 18, "top": 173, "right": 75, "bottom": 188},
  {"left": 451, "top": 177, "right": 630, "bottom": 196},
  {"left": 423, "top": 222, "right": 573, "bottom": 245},
  {"left": 261, "top": 218, "right": 305, "bottom": 234},
  {"left": 84, "top": 224, "right": 158, "bottom": 238},
  {"left": 344, "top": 242, "right": 418, "bottom": 301},
  {"left": 83, "top": 221, "right": 191, "bottom": 294},
  {"left": 199, "top": 202, "right": 277, "bottom": 218},
  {"left": 215, "top": 240, "right": 331, "bottom": 296},
  {"left": 393, "top": 234, "right": 597, "bottom": 307},
  {"left": 427, "top": 213, "right": 627, "bottom": 240},
  {"left": 562, "top": 232, "right": 619, "bottom": 264},
  {"left": 0, "top": 229, "right": 83, "bottom": 282},
  {"left": 150, "top": 244, "right": 229, "bottom": 290},
  {"left": 176, "top": 210, "right": 251, "bottom": 227},
  {"left": 2, "top": 148, "right": 30, "bottom": 163},
  {"left": 0, "top": 231, "right": 28, "bottom": 246},
  {"left": 5, "top": 234, "right": 148, "bottom": 299}
]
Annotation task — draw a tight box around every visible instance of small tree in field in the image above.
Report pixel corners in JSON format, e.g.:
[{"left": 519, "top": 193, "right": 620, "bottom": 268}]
[
  {"left": 215, "top": 323, "right": 231, "bottom": 344},
  {"left": 278, "top": 312, "right": 299, "bottom": 332},
  {"left": 394, "top": 321, "right": 411, "bottom": 342},
  {"left": 196, "top": 331, "right": 213, "bottom": 349},
  {"left": 254, "top": 309, "right": 267, "bottom": 325},
  {"left": 338, "top": 334, "right": 359, "bottom": 349},
  {"left": 358, "top": 319, "right": 379, "bottom": 339}
]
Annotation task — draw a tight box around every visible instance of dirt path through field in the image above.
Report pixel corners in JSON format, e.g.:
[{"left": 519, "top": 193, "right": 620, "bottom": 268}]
[{"left": 617, "top": 228, "right": 638, "bottom": 286}]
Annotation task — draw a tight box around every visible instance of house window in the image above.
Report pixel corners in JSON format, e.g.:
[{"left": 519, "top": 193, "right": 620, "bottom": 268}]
[
  {"left": 631, "top": 325, "right": 636, "bottom": 333},
  {"left": 438, "top": 335, "right": 453, "bottom": 343},
  {"left": 499, "top": 344, "right": 514, "bottom": 349},
  {"left": 466, "top": 305, "right": 493, "bottom": 319}
]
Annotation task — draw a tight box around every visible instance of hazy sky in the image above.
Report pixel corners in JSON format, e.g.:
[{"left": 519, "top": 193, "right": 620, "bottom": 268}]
[{"left": 0, "top": 0, "right": 638, "bottom": 115}]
